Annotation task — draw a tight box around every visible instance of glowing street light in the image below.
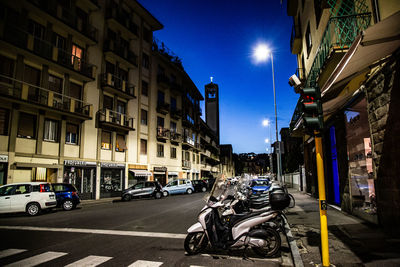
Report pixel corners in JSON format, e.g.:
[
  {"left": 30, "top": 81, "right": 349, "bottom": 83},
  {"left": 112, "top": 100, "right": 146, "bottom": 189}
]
[
  {"left": 262, "top": 119, "right": 270, "bottom": 127},
  {"left": 265, "top": 138, "right": 270, "bottom": 144}
]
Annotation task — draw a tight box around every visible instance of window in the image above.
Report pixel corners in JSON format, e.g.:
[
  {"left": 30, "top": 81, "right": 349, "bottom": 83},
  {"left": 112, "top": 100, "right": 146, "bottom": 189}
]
[
  {"left": 76, "top": 7, "right": 88, "bottom": 33},
  {"left": 193, "top": 153, "right": 196, "bottom": 163},
  {"left": 44, "top": 119, "right": 58, "bottom": 142},
  {"left": 116, "top": 134, "right": 127, "bottom": 152},
  {"left": 0, "top": 55, "right": 14, "bottom": 83},
  {"left": 69, "top": 83, "right": 82, "bottom": 100},
  {"left": 157, "top": 144, "right": 164, "bottom": 157},
  {"left": 24, "top": 65, "right": 41, "bottom": 102},
  {"left": 157, "top": 116, "right": 164, "bottom": 128},
  {"left": 143, "top": 27, "right": 152, "bottom": 43},
  {"left": 158, "top": 90, "right": 165, "bottom": 103},
  {"left": 117, "top": 101, "right": 126, "bottom": 114},
  {"left": 48, "top": 74, "right": 62, "bottom": 94},
  {"left": 28, "top": 19, "right": 44, "bottom": 39},
  {"left": 314, "top": 0, "right": 322, "bottom": 28},
  {"left": 142, "top": 53, "right": 149, "bottom": 69},
  {"left": 170, "top": 97, "right": 177, "bottom": 110},
  {"left": 141, "top": 80, "right": 148, "bottom": 96},
  {"left": 171, "top": 147, "right": 177, "bottom": 159},
  {"left": 305, "top": 23, "right": 312, "bottom": 56},
  {"left": 0, "top": 108, "right": 9, "bottom": 135},
  {"left": 66, "top": 123, "right": 79, "bottom": 144},
  {"left": 170, "top": 121, "right": 177, "bottom": 133},
  {"left": 103, "top": 95, "right": 114, "bottom": 110},
  {"left": 197, "top": 154, "right": 199, "bottom": 164},
  {"left": 18, "top": 112, "right": 36, "bottom": 138},
  {"left": 72, "top": 44, "right": 83, "bottom": 70},
  {"left": 141, "top": 109, "right": 148, "bottom": 125},
  {"left": 140, "top": 139, "right": 147, "bottom": 155},
  {"left": 101, "top": 131, "right": 111, "bottom": 150},
  {"left": 53, "top": 34, "right": 66, "bottom": 50},
  {"left": 106, "top": 61, "right": 115, "bottom": 75}
]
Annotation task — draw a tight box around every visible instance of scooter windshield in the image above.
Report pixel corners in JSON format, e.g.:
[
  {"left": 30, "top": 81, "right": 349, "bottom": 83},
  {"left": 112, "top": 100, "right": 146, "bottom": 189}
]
[{"left": 208, "top": 174, "right": 252, "bottom": 202}]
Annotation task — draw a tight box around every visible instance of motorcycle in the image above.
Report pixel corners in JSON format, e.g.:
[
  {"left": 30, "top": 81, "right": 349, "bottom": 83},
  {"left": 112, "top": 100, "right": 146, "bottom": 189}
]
[{"left": 184, "top": 175, "right": 282, "bottom": 257}]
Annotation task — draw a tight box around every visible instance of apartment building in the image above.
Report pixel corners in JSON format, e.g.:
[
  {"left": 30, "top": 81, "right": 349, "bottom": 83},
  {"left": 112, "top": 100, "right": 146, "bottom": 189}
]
[
  {"left": 0, "top": 0, "right": 221, "bottom": 199},
  {"left": 287, "top": 0, "right": 400, "bottom": 231}
]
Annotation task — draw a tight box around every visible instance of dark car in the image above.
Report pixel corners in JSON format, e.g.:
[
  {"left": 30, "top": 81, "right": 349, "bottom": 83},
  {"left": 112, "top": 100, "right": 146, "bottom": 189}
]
[
  {"left": 203, "top": 178, "right": 216, "bottom": 191},
  {"left": 52, "top": 183, "right": 80, "bottom": 211},
  {"left": 122, "top": 181, "right": 163, "bottom": 201},
  {"left": 192, "top": 180, "right": 208, "bottom": 192}
]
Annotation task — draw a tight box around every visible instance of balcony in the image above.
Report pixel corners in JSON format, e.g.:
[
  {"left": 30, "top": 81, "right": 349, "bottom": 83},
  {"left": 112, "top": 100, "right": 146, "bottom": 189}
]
[
  {"left": 290, "top": 23, "right": 302, "bottom": 54},
  {"left": 105, "top": 6, "right": 138, "bottom": 39},
  {"left": 182, "top": 160, "right": 191, "bottom": 170},
  {"left": 104, "top": 39, "right": 138, "bottom": 68},
  {"left": 182, "top": 135, "right": 195, "bottom": 149},
  {"left": 170, "top": 108, "right": 182, "bottom": 120},
  {"left": 101, "top": 73, "right": 136, "bottom": 99},
  {"left": 97, "top": 108, "right": 135, "bottom": 132},
  {"left": 157, "top": 74, "right": 170, "bottom": 87},
  {"left": 28, "top": 0, "right": 98, "bottom": 44},
  {"left": 170, "top": 131, "right": 181, "bottom": 144},
  {"left": 152, "top": 37, "right": 184, "bottom": 70},
  {"left": 1, "top": 25, "right": 95, "bottom": 81},
  {"left": 156, "top": 101, "right": 170, "bottom": 115},
  {"left": 0, "top": 74, "right": 92, "bottom": 120},
  {"left": 156, "top": 126, "right": 169, "bottom": 140},
  {"left": 170, "top": 81, "right": 182, "bottom": 92}
]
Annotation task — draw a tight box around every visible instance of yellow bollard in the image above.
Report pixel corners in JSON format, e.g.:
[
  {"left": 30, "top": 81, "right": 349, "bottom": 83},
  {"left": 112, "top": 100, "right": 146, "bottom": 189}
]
[{"left": 315, "top": 131, "right": 330, "bottom": 266}]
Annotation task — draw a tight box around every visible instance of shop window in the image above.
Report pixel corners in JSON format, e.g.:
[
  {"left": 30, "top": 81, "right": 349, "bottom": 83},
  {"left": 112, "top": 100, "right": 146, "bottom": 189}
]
[
  {"left": 141, "top": 80, "right": 148, "bottom": 96},
  {"left": 171, "top": 147, "right": 177, "bottom": 159},
  {"left": 116, "top": 134, "right": 127, "bottom": 152},
  {"left": 0, "top": 55, "right": 14, "bottom": 83},
  {"left": 44, "top": 119, "right": 59, "bottom": 142},
  {"left": 0, "top": 108, "right": 9, "bottom": 135},
  {"left": 157, "top": 144, "right": 164, "bottom": 157},
  {"left": 66, "top": 123, "right": 79, "bottom": 145},
  {"left": 345, "top": 98, "right": 376, "bottom": 217},
  {"left": 101, "top": 131, "right": 112, "bottom": 150},
  {"left": 142, "top": 53, "right": 149, "bottom": 69},
  {"left": 141, "top": 109, "right": 148, "bottom": 125},
  {"left": 18, "top": 112, "right": 36, "bottom": 139},
  {"left": 140, "top": 139, "right": 147, "bottom": 155}
]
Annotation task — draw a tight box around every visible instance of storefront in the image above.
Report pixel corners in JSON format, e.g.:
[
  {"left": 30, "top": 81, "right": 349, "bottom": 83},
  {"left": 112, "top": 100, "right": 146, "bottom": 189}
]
[
  {"left": 0, "top": 155, "right": 8, "bottom": 186},
  {"left": 153, "top": 166, "right": 167, "bottom": 186},
  {"left": 167, "top": 171, "right": 179, "bottom": 182},
  {"left": 64, "top": 160, "right": 96, "bottom": 200},
  {"left": 128, "top": 164, "right": 151, "bottom": 187},
  {"left": 100, "top": 163, "right": 125, "bottom": 198},
  {"left": 191, "top": 169, "right": 200, "bottom": 180}
]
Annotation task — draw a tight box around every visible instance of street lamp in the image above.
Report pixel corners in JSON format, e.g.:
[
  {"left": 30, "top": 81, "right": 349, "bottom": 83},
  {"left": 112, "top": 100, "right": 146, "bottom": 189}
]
[{"left": 253, "top": 43, "right": 282, "bottom": 183}]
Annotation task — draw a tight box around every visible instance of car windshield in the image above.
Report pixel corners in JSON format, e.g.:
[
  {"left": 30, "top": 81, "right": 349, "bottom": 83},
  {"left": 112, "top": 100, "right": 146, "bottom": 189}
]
[{"left": 252, "top": 180, "right": 270, "bottom": 186}]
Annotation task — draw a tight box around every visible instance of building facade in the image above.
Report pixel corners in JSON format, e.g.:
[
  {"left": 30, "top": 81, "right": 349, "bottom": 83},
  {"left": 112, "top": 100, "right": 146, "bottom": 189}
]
[
  {"left": 0, "top": 0, "right": 221, "bottom": 199},
  {"left": 287, "top": 0, "right": 400, "bottom": 231}
]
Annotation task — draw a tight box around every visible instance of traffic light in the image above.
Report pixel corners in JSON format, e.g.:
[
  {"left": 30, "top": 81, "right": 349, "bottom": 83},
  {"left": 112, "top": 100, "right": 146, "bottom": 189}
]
[{"left": 300, "top": 87, "right": 323, "bottom": 130}]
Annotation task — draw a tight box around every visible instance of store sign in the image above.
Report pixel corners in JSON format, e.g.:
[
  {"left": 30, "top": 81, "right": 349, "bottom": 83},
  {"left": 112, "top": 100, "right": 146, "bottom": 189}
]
[
  {"left": 64, "top": 160, "right": 96, "bottom": 167},
  {"left": 153, "top": 166, "right": 167, "bottom": 173},
  {"left": 101, "top": 162, "right": 125, "bottom": 168},
  {"left": 0, "top": 155, "right": 8, "bottom": 163},
  {"left": 128, "top": 164, "right": 148, "bottom": 170}
]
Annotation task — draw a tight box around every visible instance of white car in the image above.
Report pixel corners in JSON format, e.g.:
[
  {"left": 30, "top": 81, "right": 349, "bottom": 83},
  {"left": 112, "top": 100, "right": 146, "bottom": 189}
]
[
  {"left": 163, "top": 179, "right": 194, "bottom": 196},
  {"left": 0, "top": 182, "right": 57, "bottom": 216}
]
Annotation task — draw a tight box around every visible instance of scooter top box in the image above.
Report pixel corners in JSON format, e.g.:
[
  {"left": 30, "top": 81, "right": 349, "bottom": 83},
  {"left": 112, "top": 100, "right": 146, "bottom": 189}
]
[{"left": 269, "top": 189, "right": 290, "bottom": 210}]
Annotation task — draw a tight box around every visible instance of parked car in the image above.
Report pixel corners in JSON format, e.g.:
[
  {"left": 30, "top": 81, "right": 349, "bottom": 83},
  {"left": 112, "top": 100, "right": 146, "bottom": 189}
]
[
  {"left": 163, "top": 179, "right": 194, "bottom": 196},
  {"left": 122, "top": 181, "right": 163, "bottom": 201},
  {"left": 203, "top": 178, "right": 216, "bottom": 191},
  {"left": 52, "top": 183, "right": 80, "bottom": 211},
  {"left": 0, "top": 182, "right": 57, "bottom": 216},
  {"left": 250, "top": 178, "right": 272, "bottom": 194},
  {"left": 192, "top": 180, "right": 208, "bottom": 192}
]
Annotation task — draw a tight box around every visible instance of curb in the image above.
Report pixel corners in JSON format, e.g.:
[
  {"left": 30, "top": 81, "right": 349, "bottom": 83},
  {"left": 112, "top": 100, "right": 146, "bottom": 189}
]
[{"left": 284, "top": 216, "right": 304, "bottom": 267}]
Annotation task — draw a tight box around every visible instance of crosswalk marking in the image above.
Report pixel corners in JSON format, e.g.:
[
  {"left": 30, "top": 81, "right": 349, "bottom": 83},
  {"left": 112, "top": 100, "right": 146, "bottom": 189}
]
[
  {"left": 4, "top": 251, "right": 67, "bottom": 267},
  {"left": 0, "top": 249, "right": 27, "bottom": 260},
  {"left": 64, "top": 255, "right": 112, "bottom": 267},
  {"left": 127, "top": 260, "right": 163, "bottom": 267}
]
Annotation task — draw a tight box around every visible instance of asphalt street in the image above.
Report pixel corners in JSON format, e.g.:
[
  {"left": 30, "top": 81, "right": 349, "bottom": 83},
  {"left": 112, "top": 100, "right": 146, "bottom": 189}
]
[{"left": 0, "top": 192, "right": 290, "bottom": 266}]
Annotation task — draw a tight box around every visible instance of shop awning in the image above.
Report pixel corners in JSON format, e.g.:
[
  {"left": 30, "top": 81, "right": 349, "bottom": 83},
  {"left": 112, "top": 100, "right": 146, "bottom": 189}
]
[
  {"left": 129, "top": 170, "right": 152, "bottom": 177},
  {"left": 168, "top": 171, "right": 179, "bottom": 176},
  {"left": 321, "top": 11, "right": 400, "bottom": 97}
]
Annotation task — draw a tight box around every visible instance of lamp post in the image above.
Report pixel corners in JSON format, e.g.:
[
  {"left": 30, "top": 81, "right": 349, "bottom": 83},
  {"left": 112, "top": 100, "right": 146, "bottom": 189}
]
[{"left": 254, "top": 44, "right": 282, "bottom": 183}]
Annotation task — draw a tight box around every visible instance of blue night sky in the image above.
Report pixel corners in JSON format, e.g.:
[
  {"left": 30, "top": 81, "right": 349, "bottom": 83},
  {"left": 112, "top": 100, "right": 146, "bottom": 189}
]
[{"left": 142, "top": 0, "right": 299, "bottom": 154}]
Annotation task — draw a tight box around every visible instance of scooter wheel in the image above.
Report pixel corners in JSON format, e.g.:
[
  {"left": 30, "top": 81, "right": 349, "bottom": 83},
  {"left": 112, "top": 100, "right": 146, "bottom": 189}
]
[
  {"left": 184, "top": 232, "right": 208, "bottom": 255},
  {"left": 252, "top": 227, "right": 281, "bottom": 258}
]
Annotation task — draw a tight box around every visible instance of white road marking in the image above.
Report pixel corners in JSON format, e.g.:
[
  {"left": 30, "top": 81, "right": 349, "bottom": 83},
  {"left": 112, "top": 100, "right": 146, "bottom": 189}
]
[
  {"left": 127, "top": 260, "right": 163, "bottom": 267},
  {"left": 4, "top": 251, "right": 67, "bottom": 267},
  {"left": 0, "top": 249, "right": 27, "bottom": 259},
  {"left": 64, "top": 255, "right": 112, "bottom": 267},
  {"left": 0, "top": 226, "right": 186, "bottom": 239}
]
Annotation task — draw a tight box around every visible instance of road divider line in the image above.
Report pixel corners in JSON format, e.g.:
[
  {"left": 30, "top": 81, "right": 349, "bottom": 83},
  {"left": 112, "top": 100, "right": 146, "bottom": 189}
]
[
  {"left": 0, "top": 226, "right": 187, "bottom": 239},
  {"left": 127, "top": 260, "right": 163, "bottom": 267},
  {"left": 4, "top": 251, "right": 67, "bottom": 267},
  {"left": 64, "top": 255, "right": 112, "bottom": 267},
  {"left": 0, "top": 249, "right": 27, "bottom": 259}
]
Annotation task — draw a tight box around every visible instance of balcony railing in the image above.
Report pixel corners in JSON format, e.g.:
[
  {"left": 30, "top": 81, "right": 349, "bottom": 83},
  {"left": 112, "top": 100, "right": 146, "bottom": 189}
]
[
  {"left": 170, "top": 131, "right": 181, "bottom": 142},
  {"left": 306, "top": 13, "right": 371, "bottom": 87},
  {"left": 152, "top": 37, "right": 184, "bottom": 70},
  {"left": 105, "top": 6, "right": 138, "bottom": 36},
  {"left": 156, "top": 101, "right": 170, "bottom": 114},
  {"left": 156, "top": 126, "right": 169, "bottom": 139},
  {"left": 101, "top": 73, "right": 135, "bottom": 98},
  {"left": 29, "top": 0, "right": 98, "bottom": 42},
  {"left": 183, "top": 135, "right": 195, "bottom": 146},
  {"left": 0, "top": 74, "right": 92, "bottom": 118},
  {"left": 182, "top": 160, "right": 191, "bottom": 169},
  {"left": 104, "top": 39, "right": 138, "bottom": 66},
  {"left": 97, "top": 108, "right": 134, "bottom": 129},
  {"left": 2, "top": 25, "right": 95, "bottom": 79}
]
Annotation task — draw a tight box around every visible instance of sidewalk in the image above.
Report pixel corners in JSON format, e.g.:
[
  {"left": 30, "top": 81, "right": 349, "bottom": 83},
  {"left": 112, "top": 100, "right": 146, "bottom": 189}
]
[
  {"left": 286, "top": 189, "right": 400, "bottom": 266},
  {"left": 80, "top": 197, "right": 120, "bottom": 206}
]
